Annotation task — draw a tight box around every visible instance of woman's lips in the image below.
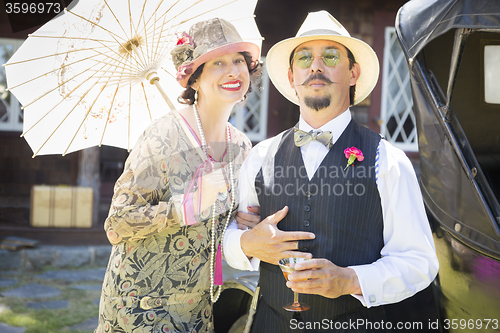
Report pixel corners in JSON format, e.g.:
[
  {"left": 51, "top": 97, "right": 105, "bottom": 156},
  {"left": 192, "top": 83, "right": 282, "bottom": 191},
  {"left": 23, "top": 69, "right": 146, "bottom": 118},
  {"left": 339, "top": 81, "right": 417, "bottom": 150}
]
[{"left": 220, "top": 81, "right": 242, "bottom": 91}]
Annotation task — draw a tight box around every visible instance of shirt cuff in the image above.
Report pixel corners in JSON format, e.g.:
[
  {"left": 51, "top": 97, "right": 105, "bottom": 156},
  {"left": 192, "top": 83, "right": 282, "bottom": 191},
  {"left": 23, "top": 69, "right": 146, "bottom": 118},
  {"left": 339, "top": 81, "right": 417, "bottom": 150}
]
[
  {"left": 223, "top": 229, "right": 260, "bottom": 271},
  {"left": 348, "top": 264, "right": 383, "bottom": 308}
]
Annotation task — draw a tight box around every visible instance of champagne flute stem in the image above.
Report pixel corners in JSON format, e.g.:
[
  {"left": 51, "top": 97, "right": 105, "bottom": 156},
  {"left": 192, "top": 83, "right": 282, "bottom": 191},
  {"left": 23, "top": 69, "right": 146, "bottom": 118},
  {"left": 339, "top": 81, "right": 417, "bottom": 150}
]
[{"left": 293, "top": 292, "right": 299, "bottom": 305}]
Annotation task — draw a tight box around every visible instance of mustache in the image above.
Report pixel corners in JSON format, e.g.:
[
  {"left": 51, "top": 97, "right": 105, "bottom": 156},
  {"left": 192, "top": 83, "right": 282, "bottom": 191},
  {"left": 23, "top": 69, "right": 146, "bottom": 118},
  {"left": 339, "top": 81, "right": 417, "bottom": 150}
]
[{"left": 295, "top": 73, "right": 334, "bottom": 86}]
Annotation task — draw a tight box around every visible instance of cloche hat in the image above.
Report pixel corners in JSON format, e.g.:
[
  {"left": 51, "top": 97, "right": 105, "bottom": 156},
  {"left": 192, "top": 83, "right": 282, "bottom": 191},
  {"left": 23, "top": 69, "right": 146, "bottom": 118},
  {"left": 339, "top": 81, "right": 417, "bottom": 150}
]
[
  {"left": 266, "top": 10, "right": 379, "bottom": 106},
  {"left": 172, "top": 18, "right": 260, "bottom": 88}
]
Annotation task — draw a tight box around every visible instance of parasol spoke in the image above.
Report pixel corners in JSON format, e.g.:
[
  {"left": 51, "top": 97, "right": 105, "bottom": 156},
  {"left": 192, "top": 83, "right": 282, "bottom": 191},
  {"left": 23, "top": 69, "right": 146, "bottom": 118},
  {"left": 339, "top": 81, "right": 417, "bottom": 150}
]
[
  {"left": 62, "top": 80, "right": 110, "bottom": 156},
  {"left": 128, "top": 0, "right": 133, "bottom": 39},
  {"left": 3, "top": 45, "right": 109, "bottom": 68},
  {"left": 21, "top": 59, "right": 107, "bottom": 110},
  {"left": 177, "top": 0, "right": 240, "bottom": 25},
  {"left": 99, "top": 81, "right": 121, "bottom": 147},
  {"left": 150, "top": 8, "right": 174, "bottom": 65},
  {"left": 139, "top": 0, "right": 184, "bottom": 44},
  {"left": 128, "top": 82, "right": 132, "bottom": 151},
  {"left": 88, "top": 56, "right": 140, "bottom": 74},
  {"left": 64, "top": 6, "right": 128, "bottom": 43},
  {"left": 28, "top": 34, "right": 117, "bottom": 44},
  {"left": 7, "top": 0, "right": 261, "bottom": 156},
  {"left": 151, "top": 0, "right": 238, "bottom": 38},
  {"left": 141, "top": 1, "right": 151, "bottom": 67},
  {"left": 21, "top": 61, "right": 111, "bottom": 138},
  {"left": 161, "top": 66, "right": 177, "bottom": 79},
  {"left": 140, "top": 0, "right": 174, "bottom": 34},
  {"left": 61, "top": 56, "right": 125, "bottom": 155},
  {"left": 7, "top": 54, "right": 106, "bottom": 91},
  {"left": 101, "top": 0, "right": 132, "bottom": 41},
  {"left": 28, "top": 58, "right": 126, "bottom": 157},
  {"left": 91, "top": 39, "right": 144, "bottom": 74},
  {"left": 65, "top": 7, "right": 148, "bottom": 70},
  {"left": 141, "top": 81, "right": 153, "bottom": 121},
  {"left": 152, "top": 16, "right": 179, "bottom": 68}
]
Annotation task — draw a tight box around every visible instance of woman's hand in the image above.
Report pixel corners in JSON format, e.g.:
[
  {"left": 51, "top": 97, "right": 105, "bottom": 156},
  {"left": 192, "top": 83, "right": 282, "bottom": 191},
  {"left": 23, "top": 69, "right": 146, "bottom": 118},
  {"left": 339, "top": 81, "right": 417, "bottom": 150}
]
[
  {"left": 192, "top": 162, "right": 229, "bottom": 212},
  {"left": 235, "top": 206, "right": 261, "bottom": 229}
]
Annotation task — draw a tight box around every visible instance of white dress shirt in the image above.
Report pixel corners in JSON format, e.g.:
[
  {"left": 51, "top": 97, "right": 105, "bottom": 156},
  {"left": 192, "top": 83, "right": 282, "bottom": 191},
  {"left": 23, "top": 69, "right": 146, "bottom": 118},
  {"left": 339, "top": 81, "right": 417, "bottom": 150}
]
[{"left": 224, "top": 109, "right": 439, "bottom": 308}]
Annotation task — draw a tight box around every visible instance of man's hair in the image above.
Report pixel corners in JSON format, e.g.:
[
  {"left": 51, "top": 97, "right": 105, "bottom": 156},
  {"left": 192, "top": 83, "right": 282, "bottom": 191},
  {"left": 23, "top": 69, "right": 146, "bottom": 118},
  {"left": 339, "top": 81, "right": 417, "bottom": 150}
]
[{"left": 289, "top": 43, "right": 357, "bottom": 106}]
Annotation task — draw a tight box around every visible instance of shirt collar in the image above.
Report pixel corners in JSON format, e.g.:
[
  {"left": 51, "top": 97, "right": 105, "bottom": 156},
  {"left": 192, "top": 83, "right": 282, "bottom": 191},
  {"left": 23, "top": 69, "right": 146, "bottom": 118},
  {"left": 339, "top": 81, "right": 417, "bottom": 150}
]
[{"left": 298, "top": 108, "right": 352, "bottom": 145}]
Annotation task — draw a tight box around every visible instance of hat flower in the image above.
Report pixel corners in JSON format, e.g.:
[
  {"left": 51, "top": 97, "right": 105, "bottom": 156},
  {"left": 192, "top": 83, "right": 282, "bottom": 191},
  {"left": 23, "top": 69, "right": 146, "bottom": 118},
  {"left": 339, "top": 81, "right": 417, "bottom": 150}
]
[
  {"left": 171, "top": 32, "right": 195, "bottom": 73},
  {"left": 176, "top": 32, "right": 194, "bottom": 47},
  {"left": 344, "top": 147, "right": 364, "bottom": 170}
]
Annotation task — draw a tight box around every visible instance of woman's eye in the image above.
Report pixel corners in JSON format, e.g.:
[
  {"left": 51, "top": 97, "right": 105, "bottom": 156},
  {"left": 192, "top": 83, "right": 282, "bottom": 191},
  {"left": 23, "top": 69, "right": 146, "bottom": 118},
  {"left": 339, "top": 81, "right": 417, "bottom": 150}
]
[
  {"left": 235, "top": 59, "right": 244, "bottom": 63},
  {"left": 214, "top": 61, "right": 222, "bottom": 66}
]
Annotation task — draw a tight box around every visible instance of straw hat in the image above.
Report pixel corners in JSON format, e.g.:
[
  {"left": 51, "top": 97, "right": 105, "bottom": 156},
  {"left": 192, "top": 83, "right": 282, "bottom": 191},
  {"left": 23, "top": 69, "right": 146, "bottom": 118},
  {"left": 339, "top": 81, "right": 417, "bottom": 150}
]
[
  {"left": 266, "top": 11, "right": 379, "bottom": 106},
  {"left": 172, "top": 18, "right": 260, "bottom": 88}
]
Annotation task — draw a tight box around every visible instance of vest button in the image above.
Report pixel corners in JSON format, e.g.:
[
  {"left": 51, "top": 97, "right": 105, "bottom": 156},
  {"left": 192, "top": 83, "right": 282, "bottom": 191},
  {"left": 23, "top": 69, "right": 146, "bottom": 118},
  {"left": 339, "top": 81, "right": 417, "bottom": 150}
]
[
  {"left": 303, "top": 220, "right": 310, "bottom": 227},
  {"left": 304, "top": 205, "right": 311, "bottom": 212},
  {"left": 305, "top": 191, "right": 311, "bottom": 198}
]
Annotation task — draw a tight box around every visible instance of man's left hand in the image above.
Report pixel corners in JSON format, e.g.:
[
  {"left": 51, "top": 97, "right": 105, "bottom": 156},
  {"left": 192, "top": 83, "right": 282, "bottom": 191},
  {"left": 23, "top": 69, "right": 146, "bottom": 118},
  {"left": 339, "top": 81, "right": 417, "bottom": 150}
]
[
  {"left": 235, "top": 206, "right": 261, "bottom": 230},
  {"left": 286, "top": 259, "right": 362, "bottom": 299}
]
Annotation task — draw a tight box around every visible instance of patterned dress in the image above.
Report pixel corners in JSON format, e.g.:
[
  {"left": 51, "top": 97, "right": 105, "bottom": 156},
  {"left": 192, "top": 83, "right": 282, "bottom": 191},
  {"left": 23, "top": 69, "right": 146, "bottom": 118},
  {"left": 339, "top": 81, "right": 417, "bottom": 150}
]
[{"left": 95, "top": 110, "right": 252, "bottom": 333}]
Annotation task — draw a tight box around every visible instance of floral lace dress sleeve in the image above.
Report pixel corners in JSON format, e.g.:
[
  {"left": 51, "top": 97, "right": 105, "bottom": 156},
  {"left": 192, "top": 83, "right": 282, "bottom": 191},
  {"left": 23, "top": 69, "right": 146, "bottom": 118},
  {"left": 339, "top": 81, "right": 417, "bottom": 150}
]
[{"left": 104, "top": 114, "right": 191, "bottom": 245}]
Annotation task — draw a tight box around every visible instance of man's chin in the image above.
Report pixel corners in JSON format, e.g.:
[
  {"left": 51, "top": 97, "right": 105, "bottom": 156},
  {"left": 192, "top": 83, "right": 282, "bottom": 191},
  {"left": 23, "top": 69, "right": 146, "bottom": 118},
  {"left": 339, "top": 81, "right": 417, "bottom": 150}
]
[{"left": 304, "top": 97, "right": 331, "bottom": 111}]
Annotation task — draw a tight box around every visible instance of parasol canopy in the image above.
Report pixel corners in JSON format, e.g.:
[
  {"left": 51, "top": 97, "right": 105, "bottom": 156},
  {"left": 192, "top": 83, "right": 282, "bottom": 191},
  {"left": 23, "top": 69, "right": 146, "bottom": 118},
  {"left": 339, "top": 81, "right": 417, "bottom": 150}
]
[{"left": 4, "top": 0, "right": 262, "bottom": 156}]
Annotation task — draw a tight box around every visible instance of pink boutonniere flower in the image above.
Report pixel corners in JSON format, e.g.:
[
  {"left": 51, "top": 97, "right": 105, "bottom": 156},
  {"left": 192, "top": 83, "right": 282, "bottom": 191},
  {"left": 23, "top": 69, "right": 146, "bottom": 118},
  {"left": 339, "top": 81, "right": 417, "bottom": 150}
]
[{"left": 344, "top": 147, "right": 364, "bottom": 170}]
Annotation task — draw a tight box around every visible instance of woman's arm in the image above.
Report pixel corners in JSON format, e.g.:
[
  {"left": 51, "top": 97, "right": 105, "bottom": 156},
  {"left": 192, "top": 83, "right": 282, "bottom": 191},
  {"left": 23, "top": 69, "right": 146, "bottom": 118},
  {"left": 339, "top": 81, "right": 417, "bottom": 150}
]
[{"left": 104, "top": 122, "right": 187, "bottom": 245}]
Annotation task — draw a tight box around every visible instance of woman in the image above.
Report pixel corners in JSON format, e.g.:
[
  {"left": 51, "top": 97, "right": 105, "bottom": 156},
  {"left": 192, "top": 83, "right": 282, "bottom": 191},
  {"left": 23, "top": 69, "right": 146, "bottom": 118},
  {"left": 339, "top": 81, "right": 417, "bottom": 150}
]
[{"left": 95, "top": 18, "right": 260, "bottom": 333}]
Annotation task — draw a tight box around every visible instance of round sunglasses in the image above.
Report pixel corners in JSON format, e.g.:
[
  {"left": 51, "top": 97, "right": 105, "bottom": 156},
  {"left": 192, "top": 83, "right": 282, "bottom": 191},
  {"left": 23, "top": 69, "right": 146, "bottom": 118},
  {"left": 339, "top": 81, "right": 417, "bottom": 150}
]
[{"left": 293, "top": 48, "right": 341, "bottom": 69}]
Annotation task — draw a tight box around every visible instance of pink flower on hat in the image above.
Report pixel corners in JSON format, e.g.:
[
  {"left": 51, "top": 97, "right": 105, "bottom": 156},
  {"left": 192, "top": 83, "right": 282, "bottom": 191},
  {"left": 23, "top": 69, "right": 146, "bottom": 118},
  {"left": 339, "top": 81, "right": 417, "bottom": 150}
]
[
  {"left": 176, "top": 62, "right": 194, "bottom": 81},
  {"left": 176, "top": 32, "right": 194, "bottom": 46},
  {"left": 344, "top": 147, "right": 364, "bottom": 170}
]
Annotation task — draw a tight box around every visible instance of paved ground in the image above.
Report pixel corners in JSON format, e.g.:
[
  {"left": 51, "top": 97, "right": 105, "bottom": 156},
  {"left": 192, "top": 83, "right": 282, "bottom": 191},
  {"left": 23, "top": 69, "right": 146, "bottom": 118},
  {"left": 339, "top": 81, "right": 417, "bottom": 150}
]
[{"left": 0, "top": 245, "right": 251, "bottom": 332}]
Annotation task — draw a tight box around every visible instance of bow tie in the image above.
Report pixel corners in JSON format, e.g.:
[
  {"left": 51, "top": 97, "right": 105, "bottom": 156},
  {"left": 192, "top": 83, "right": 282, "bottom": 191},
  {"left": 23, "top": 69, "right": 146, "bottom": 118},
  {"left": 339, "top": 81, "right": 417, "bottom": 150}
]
[{"left": 294, "top": 127, "right": 333, "bottom": 149}]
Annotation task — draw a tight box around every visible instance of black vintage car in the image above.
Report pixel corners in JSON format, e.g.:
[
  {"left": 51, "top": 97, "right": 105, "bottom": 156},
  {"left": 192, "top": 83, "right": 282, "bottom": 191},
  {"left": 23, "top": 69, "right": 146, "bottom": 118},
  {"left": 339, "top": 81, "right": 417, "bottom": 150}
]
[
  {"left": 215, "top": 1, "right": 500, "bottom": 332},
  {"left": 396, "top": 0, "right": 500, "bottom": 331}
]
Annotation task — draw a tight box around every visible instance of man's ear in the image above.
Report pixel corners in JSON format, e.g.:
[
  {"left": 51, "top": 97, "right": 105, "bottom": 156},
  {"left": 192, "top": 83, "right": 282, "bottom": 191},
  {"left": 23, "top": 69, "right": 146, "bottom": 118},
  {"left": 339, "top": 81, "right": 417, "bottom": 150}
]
[
  {"left": 350, "top": 63, "right": 361, "bottom": 86},
  {"left": 288, "top": 68, "right": 295, "bottom": 89}
]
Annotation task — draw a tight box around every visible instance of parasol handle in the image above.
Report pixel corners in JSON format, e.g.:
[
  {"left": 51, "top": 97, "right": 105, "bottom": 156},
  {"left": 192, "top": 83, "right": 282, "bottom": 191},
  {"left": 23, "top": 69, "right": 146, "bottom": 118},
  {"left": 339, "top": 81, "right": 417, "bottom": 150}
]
[{"left": 147, "top": 71, "right": 176, "bottom": 111}]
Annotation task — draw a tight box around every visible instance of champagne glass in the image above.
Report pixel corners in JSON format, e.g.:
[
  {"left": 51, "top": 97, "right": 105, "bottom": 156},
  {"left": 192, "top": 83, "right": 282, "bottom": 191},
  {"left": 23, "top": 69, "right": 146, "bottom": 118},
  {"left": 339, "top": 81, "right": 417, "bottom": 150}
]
[{"left": 278, "top": 257, "right": 310, "bottom": 312}]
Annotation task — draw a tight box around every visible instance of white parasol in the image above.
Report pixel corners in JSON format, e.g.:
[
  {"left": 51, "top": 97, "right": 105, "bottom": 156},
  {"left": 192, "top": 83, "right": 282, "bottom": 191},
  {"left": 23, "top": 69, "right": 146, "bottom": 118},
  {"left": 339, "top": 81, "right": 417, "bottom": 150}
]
[{"left": 4, "top": 0, "right": 262, "bottom": 156}]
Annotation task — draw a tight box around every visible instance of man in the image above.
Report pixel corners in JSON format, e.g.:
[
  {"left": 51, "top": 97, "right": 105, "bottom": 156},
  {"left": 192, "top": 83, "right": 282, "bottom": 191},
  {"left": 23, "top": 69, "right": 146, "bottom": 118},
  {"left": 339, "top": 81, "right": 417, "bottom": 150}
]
[{"left": 224, "top": 11, "right": 439, "bottom": 332}]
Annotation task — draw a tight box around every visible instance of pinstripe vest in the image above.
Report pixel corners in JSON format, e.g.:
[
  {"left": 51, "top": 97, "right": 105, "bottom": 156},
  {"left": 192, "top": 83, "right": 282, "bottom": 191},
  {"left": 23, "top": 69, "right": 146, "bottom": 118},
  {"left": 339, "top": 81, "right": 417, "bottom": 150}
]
[{"left": 254, "top": 120, "right": 385, "bottom": 331}]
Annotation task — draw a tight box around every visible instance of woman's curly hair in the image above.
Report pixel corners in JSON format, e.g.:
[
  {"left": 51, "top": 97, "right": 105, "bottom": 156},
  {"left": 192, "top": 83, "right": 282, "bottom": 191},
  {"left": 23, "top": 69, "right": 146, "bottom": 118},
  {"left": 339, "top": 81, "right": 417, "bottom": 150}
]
[{"left": 178, "top": 51, "right": 261, "bottom": 105}]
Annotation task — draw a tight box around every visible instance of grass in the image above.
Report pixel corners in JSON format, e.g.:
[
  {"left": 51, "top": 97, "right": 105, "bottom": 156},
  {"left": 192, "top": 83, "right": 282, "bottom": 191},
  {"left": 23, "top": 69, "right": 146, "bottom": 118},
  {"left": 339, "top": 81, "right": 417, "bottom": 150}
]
[{"left": 0, "top": 266, "right": 102, "bottom": 333}]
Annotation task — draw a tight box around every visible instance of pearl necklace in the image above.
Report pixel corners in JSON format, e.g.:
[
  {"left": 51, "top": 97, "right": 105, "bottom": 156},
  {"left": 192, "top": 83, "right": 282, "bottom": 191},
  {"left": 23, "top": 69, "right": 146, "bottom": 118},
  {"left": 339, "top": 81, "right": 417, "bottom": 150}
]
[{"left": 192, "top": 102, "right": 235, "bottom": 303}]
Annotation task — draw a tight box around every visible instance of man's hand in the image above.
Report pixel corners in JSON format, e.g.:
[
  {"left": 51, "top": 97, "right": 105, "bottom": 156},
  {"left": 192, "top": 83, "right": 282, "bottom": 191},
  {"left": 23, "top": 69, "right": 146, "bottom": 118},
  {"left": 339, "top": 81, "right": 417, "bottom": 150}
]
[
  {"left": 286, "top": 259, "right": 361, "bottom": 299},
  {"left": 235, "top": 206, "right": 260, "bottom": 230},
  {"left": 240, "top": 206, "right": 315, "bottom": 264}
]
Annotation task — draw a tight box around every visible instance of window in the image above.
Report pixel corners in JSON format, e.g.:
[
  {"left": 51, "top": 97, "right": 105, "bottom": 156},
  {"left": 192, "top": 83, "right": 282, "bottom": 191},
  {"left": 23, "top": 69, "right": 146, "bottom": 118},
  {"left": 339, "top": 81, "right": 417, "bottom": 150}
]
[
  {"left": 0, "top": 38, "right": 24, "bottom": 132},
  {"left": 484, "top": 44, "right": 500, "bottom": 105},
  {"left": 380, "top": 27, "right": 417, "bottom": 152},
  {"left": 229, "top": 57, "right": 269, "bottom": 142}
]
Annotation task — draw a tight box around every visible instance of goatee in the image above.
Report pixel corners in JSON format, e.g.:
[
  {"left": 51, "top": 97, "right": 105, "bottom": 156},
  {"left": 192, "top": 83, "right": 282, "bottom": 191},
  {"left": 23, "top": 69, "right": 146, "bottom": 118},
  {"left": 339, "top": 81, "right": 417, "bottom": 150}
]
[{"left": 304, "top": 96, "right": 331, "bottom": 111}]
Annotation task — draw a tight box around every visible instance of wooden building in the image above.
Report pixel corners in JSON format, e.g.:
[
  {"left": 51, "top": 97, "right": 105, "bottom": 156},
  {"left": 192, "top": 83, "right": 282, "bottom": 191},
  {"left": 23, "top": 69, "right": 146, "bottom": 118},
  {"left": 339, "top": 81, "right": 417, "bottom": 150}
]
[{"left": 0, "top": 0, "right": 412, "bottom": 245}]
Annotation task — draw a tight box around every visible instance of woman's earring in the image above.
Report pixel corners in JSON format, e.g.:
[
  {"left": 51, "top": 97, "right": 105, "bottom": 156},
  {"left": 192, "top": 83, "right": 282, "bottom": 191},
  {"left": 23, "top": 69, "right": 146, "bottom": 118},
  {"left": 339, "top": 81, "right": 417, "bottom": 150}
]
[{"left": 194, "top": 89, "right": 198, "bottom": 104}]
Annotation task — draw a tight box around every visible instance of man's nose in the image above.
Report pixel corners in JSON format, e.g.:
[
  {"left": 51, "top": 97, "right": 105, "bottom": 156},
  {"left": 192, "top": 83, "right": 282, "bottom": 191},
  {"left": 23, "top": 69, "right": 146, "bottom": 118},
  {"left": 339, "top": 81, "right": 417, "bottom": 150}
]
[{"left": 309, "top": 55, "right": 325, "bottom": 73}]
